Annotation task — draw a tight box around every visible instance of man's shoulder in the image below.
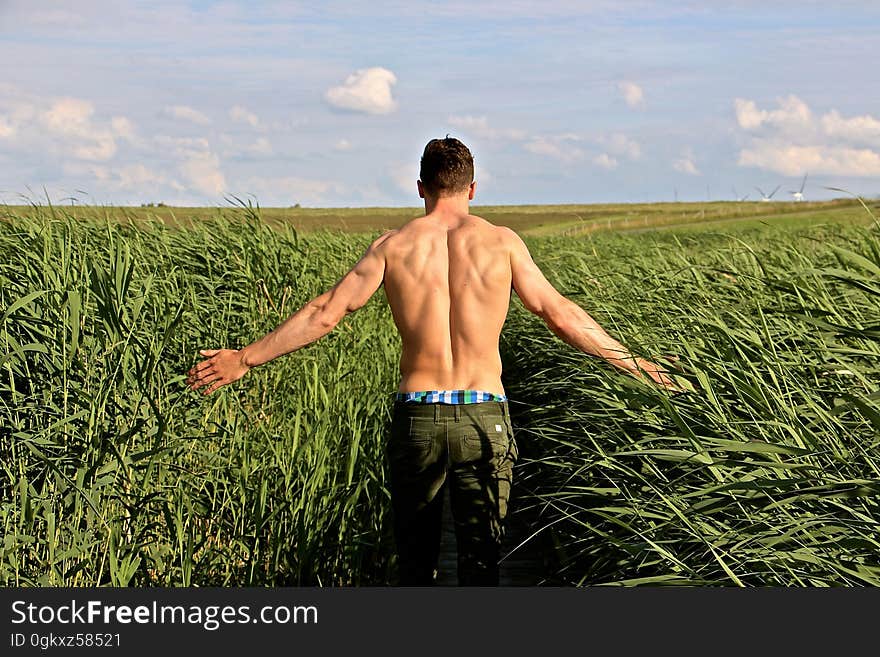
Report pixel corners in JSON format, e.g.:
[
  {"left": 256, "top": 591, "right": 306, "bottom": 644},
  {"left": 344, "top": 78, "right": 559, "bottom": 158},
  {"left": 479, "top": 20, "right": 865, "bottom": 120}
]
[
  {"left": 377, "top": 227, "right": 400, "bottom": 241},
  {"left": 466, "top": 214, "right": 518, "bottom": 238},
  {"left": 482, "top": 222, "right": 522, "bottom": 247},
  {"left": 393, "top": 215, "right": 432, "bottom": 232},
  {"left": 382, "top": 215, "right": 438, "bottom": 242},
  {"left": 369, "top": 228, "right": 399, "bottom": 251},
  {"left": 491, "top": 224, "right": 519, "bottom": 238}
]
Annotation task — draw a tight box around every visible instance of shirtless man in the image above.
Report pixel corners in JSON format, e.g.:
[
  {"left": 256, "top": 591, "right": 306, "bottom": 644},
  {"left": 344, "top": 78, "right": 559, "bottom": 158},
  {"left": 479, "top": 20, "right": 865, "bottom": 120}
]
[{"left": 187, "top": 137, "right": 680, "bottom": 586}]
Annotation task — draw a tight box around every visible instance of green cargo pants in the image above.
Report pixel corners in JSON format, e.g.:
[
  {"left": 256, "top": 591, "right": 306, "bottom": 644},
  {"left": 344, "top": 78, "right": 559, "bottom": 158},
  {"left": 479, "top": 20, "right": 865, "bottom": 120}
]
[{"left": 386, "top": 400, "right": 518, "bottom": 586}]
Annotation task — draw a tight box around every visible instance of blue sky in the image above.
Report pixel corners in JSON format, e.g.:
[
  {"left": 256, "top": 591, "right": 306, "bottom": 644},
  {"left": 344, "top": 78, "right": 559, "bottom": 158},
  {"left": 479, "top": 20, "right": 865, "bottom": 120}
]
[{"left": 1, "top": 1, "right": 878, "bottom": 207}]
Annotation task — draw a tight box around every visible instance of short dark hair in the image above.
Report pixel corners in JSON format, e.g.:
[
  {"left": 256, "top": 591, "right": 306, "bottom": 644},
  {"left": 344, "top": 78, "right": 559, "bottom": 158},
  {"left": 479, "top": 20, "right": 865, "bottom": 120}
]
[{"left": 419, "top": 136, "right": 474, "bottom": 197}]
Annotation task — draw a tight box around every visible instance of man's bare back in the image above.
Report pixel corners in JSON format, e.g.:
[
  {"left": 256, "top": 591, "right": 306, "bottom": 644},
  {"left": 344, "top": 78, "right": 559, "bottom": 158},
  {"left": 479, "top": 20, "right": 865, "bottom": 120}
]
[
  {"left": 380, "top": 212, "right": 512, "bottom": 396},
  {"left": 185, "top": 141, "right": 680, "bottom": 397},
  {"left": 185, "top": 208, "right": 680, "bottom": 396}
]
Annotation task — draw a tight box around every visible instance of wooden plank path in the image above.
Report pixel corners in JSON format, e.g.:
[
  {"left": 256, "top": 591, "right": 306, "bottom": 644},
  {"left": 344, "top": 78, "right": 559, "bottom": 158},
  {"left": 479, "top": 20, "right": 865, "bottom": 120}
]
[{"left": 434, "top": 479, "right": 551, "bottom": 586}]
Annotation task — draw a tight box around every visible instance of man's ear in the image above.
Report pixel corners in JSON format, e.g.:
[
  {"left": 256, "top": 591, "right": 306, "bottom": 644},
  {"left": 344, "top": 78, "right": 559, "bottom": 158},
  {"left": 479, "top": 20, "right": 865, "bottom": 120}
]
[
  {"left": 468, "top": 181, "right": 476, "bottom": 200},
  {"left": 417, "top": 180, "right": 425, "bottom": 199}
]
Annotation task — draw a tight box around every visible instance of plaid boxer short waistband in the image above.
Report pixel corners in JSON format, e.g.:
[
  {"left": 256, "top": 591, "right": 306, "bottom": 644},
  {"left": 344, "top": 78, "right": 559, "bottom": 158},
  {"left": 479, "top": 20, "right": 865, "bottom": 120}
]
[{"left": 393, "top": 389, "right": 508, "bottom": 404}]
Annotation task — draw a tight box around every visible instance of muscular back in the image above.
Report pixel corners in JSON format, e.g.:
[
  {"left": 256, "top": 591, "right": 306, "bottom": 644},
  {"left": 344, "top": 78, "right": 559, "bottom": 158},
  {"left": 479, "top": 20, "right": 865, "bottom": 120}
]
[
  {"left": 188, "top": 196, "right": 676, "bottom": 398},
  {"left": 380, "top": 214, "right": 512, "bottom": 395}
]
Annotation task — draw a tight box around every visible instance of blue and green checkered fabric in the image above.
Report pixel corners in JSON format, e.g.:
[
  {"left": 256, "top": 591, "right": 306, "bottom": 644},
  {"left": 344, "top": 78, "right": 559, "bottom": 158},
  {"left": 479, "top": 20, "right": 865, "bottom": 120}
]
[{"left": 393, "top": 389, "right": 508, "bottom": 404}]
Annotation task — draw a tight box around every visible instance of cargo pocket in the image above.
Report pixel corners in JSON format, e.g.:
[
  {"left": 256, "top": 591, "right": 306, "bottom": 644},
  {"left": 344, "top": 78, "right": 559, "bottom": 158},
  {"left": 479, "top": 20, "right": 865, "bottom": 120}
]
[
  {"left": 461, "top": 416, "right": 510, "bottom": 464},
  {"left": 387, "top": 413, "right": 435, "bottom": 474}
]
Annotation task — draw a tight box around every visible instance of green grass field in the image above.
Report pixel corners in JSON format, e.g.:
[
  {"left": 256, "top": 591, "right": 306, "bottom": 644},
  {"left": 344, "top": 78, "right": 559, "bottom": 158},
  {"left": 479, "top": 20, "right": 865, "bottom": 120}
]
[
  {"left": 5, "top": 197, "right": 876, "bottom": 235},
  {"left": 2, "top": 199, "right": 878, "bottom": 586}
]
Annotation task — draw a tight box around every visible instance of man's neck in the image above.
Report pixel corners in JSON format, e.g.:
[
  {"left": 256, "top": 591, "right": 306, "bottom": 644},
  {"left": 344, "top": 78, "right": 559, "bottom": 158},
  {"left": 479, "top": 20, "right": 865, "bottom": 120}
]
[{"left": 423, "top": 194, "right": 470, "bottom": 217}]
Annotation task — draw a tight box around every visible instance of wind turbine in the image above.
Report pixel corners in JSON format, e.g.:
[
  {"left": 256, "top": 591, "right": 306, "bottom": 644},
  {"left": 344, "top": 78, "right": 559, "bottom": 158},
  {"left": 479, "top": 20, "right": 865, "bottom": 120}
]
[
  {"left": 790, "top": 173, "right": 808, "bottom": 202},
  {"left": 732, "top": 186, "right": 749, "bottom": 202},
  {"left": 755, "top": 185, "right": 780, "bottom": 202}
]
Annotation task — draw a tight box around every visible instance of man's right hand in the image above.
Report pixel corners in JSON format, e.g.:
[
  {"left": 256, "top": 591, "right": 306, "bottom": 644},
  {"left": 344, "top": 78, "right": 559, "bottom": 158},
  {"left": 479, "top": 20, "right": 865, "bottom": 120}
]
[{"left": 634, "top": 357, "right": 688, "bottom": 394}]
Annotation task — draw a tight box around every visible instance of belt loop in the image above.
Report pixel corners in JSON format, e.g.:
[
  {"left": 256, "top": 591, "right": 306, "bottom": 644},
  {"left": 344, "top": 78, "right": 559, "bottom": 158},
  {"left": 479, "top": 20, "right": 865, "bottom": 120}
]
[
  {"left": 500, "top": 401, "right": 508, "bottom": 419},
  {"left": 434, "top": 403, "right": 440, "bottom": 424},
  {"left": 454, "top": 404, "right": 461, "bottom": 422}
]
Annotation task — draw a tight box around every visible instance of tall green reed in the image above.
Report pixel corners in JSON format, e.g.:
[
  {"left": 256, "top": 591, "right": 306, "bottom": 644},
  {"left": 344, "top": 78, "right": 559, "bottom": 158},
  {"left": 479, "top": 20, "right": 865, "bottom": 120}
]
[
  {"left": 1, "top": 203, "right": 399, "bottom": 585},
  {"left": 501, "top": 216, "right": 880, "bottom": 585}
]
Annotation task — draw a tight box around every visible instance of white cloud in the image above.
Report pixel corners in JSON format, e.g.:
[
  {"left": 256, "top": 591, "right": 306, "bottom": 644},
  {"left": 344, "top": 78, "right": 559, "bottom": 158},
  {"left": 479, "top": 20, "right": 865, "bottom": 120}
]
[
  {"left": 734, "top": 96, "right": 880, "bottom": 177},
  {"left": 734, "top": 95, "right": 812, "bottom": 132},
  {"left": 0, "top": 116, "right": 14, "bottom": 138},
  {"left": 516, "top": 130, "right": 638, "bottom": 170},
  {"left": 230, "top": 105, "right": 260, "bottom": 128},
  {"left": 821, "top": 110, "right": 880, "bottom": 146},
  {"left": 0, "top": 95, "right": 36, "bottom": 127},
  {"left": 218, "top": 133, "right": 273, "bottom": 158},
  {"left": 241, "top": 175, "right": 346, "bottom": 205},
  {"left": 248, "top": 137, "right": 272, "bottom": 156},
  {"left": 673, "top": 158, "right": 700, "bottom": 175},
  {"left": 110, "top": 117, "right": 135, "bottom": 140},
  {"left": 163, "top": 105, "right": 212, "bottom": 125},
  {"left": 325, "top": 67, "right": 398, "bottom": 115},
  {"left": 43, "top": 97, "right": 93, "bottom": 134},
  {"left": 618, "top": 81, "right": 644, "bottom": 109},
  {"left": 154, "top": 135, "right": 226, "bottom": 196},
  {"left": 333, "top": 138, "right": 353, "bottom": 151},
  {"left": 391, "top": 162, "right": 419, "bottom": 194},
  {"left": 524, "top": 136, "right": 584, "bottom": 163},
  {"left": 593, "top": 153, "right": 618, "bottom": 170},
  {"left": 673, "top": 148, "right": 700, "bottom": 175},
  {"left": 154, "top": 135, "right": 211, "bottom": 153},
  {"left": 599, "top": 133, "right": 641, "bottom": 160},
  {"left": 38, "top": 97, "right": 133, "bottom": 162},
  {"left": 72, "top": 138, "right": 117, "bottom": 162},
  {"left": 447, "top": 115, "right": 526, "bottom": 141},
  {"left": 116, "top": 164, "right": 169, "bottom": 190},
  {"left": 63, "top": 161, "right": 109, "bottom": 181},
  {"left": 179, "top": 151, "right": 226, "bottom": 196},
  {"left": 734, "top": 99, "right": 764, "bottom": 131},
  {"left": 63, "top": 161, "right": 182, "bottom": 193},
  {"left": 738, "top": 143, "right": 880, "bottom": 177}
]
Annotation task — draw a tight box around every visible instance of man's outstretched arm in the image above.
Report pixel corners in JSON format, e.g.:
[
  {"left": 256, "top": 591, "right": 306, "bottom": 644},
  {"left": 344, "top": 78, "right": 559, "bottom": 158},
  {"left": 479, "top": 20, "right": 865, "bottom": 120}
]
[
  {"left": 187, "top": 232, "right": 392, "bottom": 395},
  {"left": 506, "top": 229, "right": 681, "bottom": 391}
]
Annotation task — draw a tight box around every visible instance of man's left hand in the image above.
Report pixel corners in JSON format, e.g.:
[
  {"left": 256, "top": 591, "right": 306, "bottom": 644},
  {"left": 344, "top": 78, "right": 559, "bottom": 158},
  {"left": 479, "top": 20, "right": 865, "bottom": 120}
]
[{"left": 186, "top": 349, "right": 250, "bottom": 395}]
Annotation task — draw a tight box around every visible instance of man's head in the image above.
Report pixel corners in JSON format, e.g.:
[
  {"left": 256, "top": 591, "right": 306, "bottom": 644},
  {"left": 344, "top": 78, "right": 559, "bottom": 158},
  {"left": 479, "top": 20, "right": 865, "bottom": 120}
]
[{"left": 418, "top": 136, "right": 475, "bottom": 200}]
